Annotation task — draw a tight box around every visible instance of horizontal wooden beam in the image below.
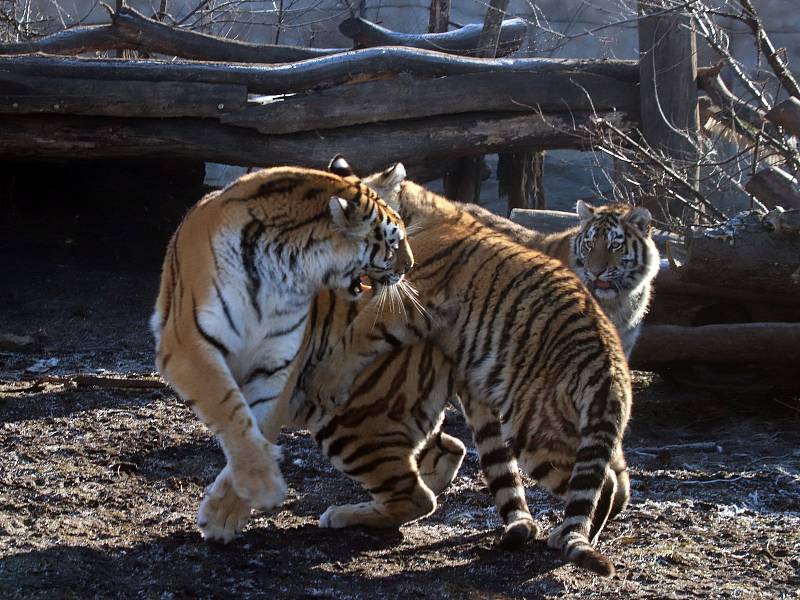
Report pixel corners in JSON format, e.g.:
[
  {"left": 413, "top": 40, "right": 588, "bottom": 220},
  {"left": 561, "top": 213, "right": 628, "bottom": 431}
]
[
  {"left": 0, "top": 110, "right": 633, "bottom": 169},
  {"left": 0, "top": 6, "right": 343, "bottom": 62},
  {"left": 0, "top": 52, "right": 638, "bottom": 95},
  {"left": 221, "top": 71, "right": 638, "bottom": 134},
  {"left": 339, "top": 16, "right": 526, "bottom": 57},
  {"left": 0, "top": 72, "right": 247, "bottom": 117},
  {"left": 630, "top": 322, "right": 800, "bottom": 366}
]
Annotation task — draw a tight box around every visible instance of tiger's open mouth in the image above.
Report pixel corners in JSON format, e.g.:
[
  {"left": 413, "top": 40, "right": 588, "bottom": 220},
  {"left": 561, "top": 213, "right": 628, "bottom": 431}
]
[
  {"left": 348, "top": 275, "right": 373, "bottom": 296},
  {"left": 594, "top": 280, "right": 612, "bottom": 290}
]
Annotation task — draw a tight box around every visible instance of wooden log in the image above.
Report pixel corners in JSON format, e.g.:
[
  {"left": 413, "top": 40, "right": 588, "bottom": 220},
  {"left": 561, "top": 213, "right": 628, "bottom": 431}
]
[
  {"left": 0, "top": 110, "right": 634, "bottom": 169},
  {"left": 0, "top": 52, "right": 638, "bottom": 95},
  {"left": 765, "top": 97, "right": 800, "bottom": 138},
  {"left": 339, "top": 16, "right": 525, "bottom": 57},
  {"left": 0, "top": 72, "right": 247, "bottom": 117},
  {"left": 221, "top": 71, "right": 639, "bottom": 134},
  {"left": 509, "top": 208, "right": 577, "bottom": 233},
  {"left": 0, "top": 6, "right": 343, "bottom": 62},
  {"left": 745, "top": 167, "right": 800, "bottom": 210},
  {"left": 630, "top": 322, "right": 800, "bottom": 366},
  {"left": 679, "top": 211, "right": 800, "bottom": 296},
  {"left": 638, "top": 1, "right": 699, "bottom": 220}
]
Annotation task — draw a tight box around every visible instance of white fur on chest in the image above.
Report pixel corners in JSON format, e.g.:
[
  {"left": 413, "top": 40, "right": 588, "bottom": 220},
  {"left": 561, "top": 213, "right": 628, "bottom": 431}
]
[{"left": 202, "top": 230, "right": 313, "bottom": 385}]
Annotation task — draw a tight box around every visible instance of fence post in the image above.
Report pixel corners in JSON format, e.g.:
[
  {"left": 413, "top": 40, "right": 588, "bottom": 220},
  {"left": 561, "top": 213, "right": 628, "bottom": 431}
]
[
  {"left": 444, "top": 0, "right": 508, "bottom": 203},
  {"left": 498, "top": 152, "right": 545, "bottom": 213},
  {"left": 638, "top": 1, "right": 699, "bottom": 221}
]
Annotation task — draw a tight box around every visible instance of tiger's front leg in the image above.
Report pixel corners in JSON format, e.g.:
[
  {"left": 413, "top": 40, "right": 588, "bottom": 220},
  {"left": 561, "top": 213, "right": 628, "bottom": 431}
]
[{"left": 309, "top": 292, "right": 453, "bottom": 407}]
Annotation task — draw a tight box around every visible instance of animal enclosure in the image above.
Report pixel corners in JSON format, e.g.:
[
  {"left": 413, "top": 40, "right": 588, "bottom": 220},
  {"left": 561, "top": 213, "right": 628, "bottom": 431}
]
[{"left": 1, "top": 1, "right": 799, "bottom": 597}]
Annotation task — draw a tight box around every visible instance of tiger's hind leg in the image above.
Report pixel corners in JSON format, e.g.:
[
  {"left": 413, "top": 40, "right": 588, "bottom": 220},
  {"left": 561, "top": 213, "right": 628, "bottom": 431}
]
[
  {"left": 416, "top": 428, "right": 466, "bottom": 496},
  {"left": 609, "top": 455, "right": 631, "bottom": 521},
  {"left": 319, "top": 439, "right": 436, "bottom": 529},
  {"left": 461, "top": 393, "right": 539, "bottom": 548}
]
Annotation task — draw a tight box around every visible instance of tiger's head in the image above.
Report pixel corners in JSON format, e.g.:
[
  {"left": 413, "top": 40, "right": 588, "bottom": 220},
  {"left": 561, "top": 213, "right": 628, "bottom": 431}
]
[
  {"left": 327, "top": 155, "right": 413, "bottom": 298},
  {"left": 571, "top": 201, "right": 659, "bottom": 301}
]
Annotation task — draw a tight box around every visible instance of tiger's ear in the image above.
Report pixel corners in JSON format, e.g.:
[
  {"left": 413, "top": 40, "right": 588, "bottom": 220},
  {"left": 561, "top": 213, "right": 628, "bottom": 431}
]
[
  {"left": 328, "top": 155, "right": 355, "bottom": 178},
  {"left": 625, "top": 206, "right": 652, "bottom": 234},
  {"left": 379, "top": 163, "right": 406, "bottom": 192},
  {"left": 576, "top": 199, "right": 595, "bottom": 223},
  {"left": 329, "top": 195, "right": 355, "bottom": 231}
]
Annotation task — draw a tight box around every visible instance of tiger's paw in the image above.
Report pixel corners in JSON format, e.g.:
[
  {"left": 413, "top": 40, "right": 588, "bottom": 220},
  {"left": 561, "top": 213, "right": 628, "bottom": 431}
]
[
  {"left": 500, "top": 518, "right": 541, "bottom": 549},
  {"left": 228, "top": 440, "right": 287, "bottom": 511},
  {"left": 309, "top": 367, "right": 349, "bottom": 409},
  {"left": 197, "top": 466, "right": 252, "bottom": 543}
]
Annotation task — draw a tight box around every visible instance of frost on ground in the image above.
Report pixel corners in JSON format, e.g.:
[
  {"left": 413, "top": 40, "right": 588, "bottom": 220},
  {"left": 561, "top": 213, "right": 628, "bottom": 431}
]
[{"left": 1, "top": 259, "right": 799, "bottom": 599}]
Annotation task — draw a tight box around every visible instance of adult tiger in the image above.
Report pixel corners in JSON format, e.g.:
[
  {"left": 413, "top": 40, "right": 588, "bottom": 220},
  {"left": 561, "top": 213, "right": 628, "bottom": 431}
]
[
  {"left": 150, "top": 162, "right": 412, "bottom": 542},
  {"left": 309, "top": 164, "right": 633, "bottom": 577}
]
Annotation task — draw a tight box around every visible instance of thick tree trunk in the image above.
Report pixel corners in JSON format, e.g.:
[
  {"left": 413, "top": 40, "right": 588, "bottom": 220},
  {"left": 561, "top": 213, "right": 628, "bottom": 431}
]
[{"left": 638, "top": 1, "right": 699, "bottom": 221}]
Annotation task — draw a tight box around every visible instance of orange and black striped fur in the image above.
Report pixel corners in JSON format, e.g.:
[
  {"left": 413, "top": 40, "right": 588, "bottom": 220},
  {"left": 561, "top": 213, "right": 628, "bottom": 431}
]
[
  {"left": 150, "top": 161, "right": 412, "bottom": 543},
  {"left": 309, "top": 167, "right": 633, "bottom": 577},
  {"left": 458, "top": 201, "right": 659, "bottom": 359}
]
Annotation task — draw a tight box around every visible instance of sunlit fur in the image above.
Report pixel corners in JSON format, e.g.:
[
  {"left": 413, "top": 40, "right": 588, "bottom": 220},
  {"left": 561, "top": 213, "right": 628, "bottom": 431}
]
[
  {"left": 456, "top": 201, "right": 660, "bottom": 360},
  {"left": 150, "top": 163, "right": 412, "bottom": 543},
  {"left": 308, "top": 173, "right": 633, "bottom": 577}
]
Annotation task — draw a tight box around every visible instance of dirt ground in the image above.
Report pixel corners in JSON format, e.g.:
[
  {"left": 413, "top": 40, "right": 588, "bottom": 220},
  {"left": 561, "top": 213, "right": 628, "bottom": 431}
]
[{"left": 1, "top": 172, "right": 799, "bottom": 599}]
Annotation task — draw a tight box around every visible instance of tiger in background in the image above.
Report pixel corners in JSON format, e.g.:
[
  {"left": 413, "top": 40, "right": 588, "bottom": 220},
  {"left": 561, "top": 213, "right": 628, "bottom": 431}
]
[
  {"left": 458, "top": 200, "right": 659, "bottom": 359},
  {"left": 308, "top": 162, "right": 634, "bottom": 576},
  {"left": 150, "top": 162, "right": 413, "bottom": 542}
]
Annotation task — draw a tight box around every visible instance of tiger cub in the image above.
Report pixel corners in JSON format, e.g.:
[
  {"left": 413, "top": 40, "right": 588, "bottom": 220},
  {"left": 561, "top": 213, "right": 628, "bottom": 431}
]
[
  {"left": 310, "top": 168, "right": 633, "bottom": 577},
  {"left": 458, "top": 201, "right": 659, "bottom": 359},
  {"left": 150, "top": 162, "right": 412, "bottom": 542}
]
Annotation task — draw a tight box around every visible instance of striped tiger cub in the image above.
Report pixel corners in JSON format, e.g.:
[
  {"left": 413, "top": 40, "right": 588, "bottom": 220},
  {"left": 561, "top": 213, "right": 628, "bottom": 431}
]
[
  {"left": 458, "top": 201, "right": 659, "bottom": 359},
  {"left": 310, "top": 164, "right": 633, "bottom": 577},
  {"left": 150, "top": 161, "right": 413, "bottom": 542}
]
